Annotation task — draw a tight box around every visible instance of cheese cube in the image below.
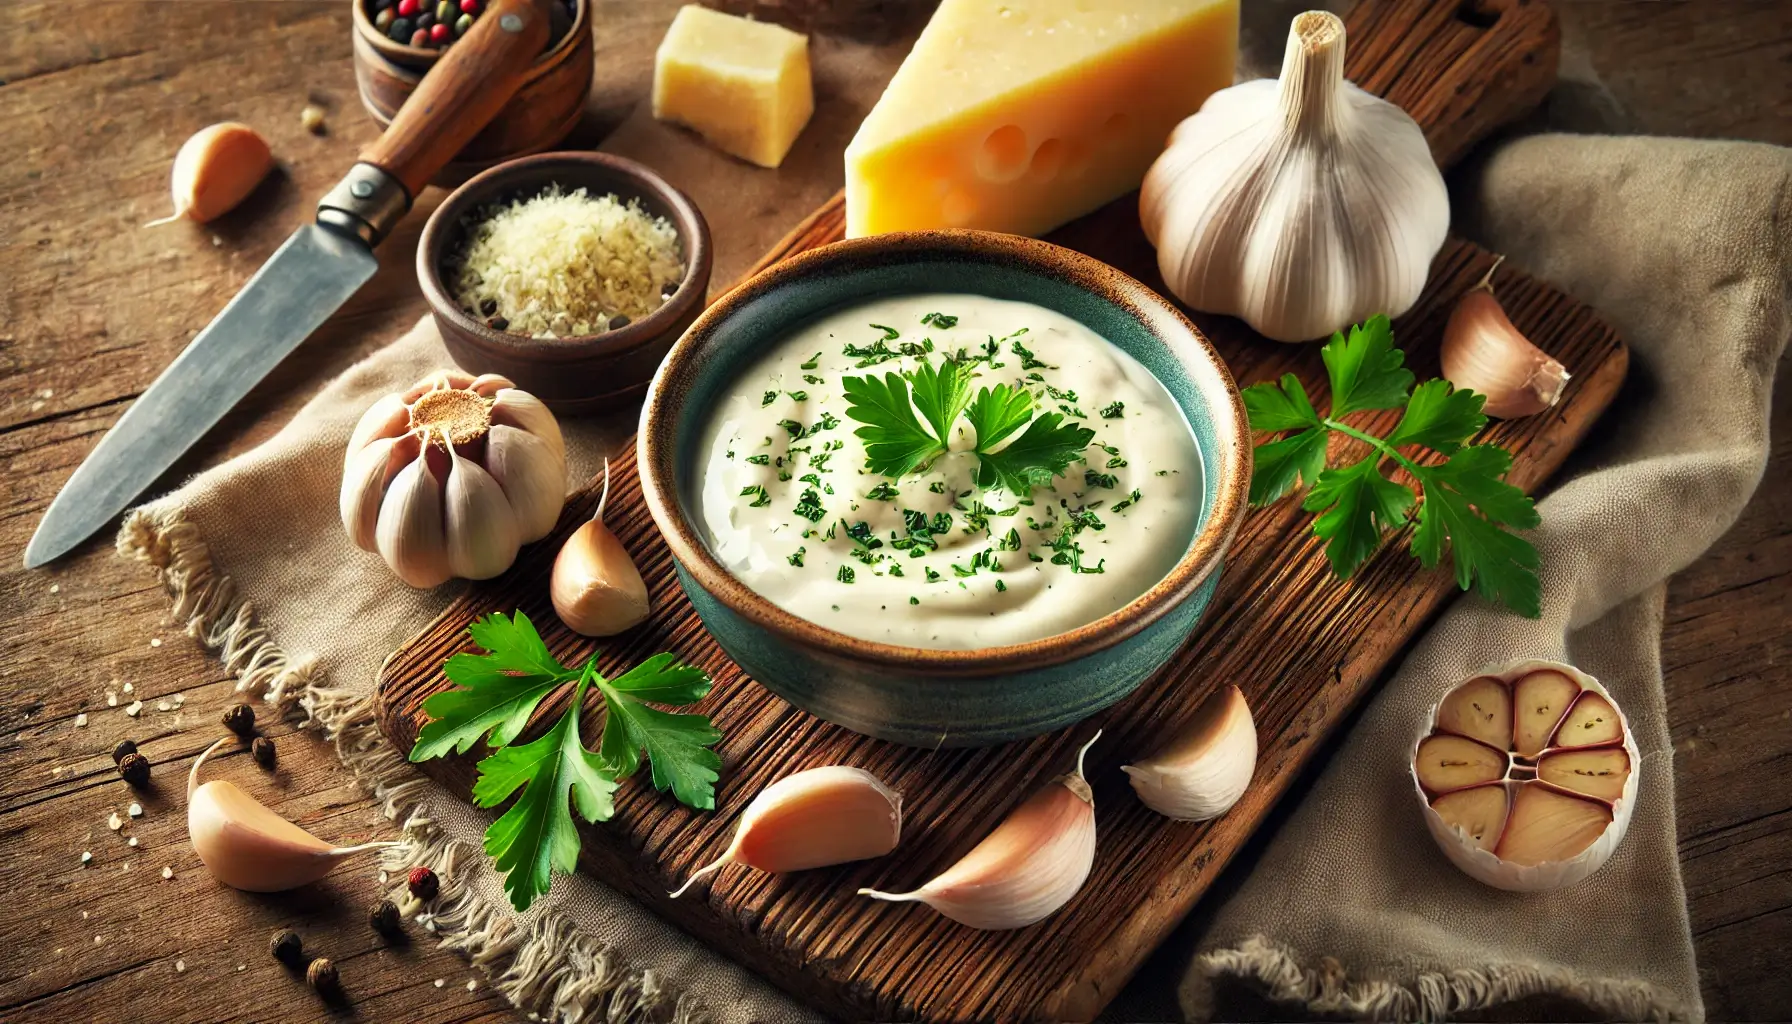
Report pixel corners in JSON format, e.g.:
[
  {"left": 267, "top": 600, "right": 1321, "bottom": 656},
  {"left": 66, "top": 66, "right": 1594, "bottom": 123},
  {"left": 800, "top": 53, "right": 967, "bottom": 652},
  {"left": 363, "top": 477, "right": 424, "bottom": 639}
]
[
  {"left": 845, "top": 0, "right": 1239, "bottom": 238},
  {"left": 652, "top": 5, "right": 815, "bottom": 169}
]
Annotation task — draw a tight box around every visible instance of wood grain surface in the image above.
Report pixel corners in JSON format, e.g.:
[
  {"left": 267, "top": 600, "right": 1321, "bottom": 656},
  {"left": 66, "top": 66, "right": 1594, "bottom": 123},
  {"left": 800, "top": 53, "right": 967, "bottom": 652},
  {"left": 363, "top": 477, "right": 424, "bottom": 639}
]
[
  {"left": 369, "top": 3, "right": 1636, "bottom": 1020},
  {"left": 2, "top": 2, "right": 1788, "bottom": 1023}
]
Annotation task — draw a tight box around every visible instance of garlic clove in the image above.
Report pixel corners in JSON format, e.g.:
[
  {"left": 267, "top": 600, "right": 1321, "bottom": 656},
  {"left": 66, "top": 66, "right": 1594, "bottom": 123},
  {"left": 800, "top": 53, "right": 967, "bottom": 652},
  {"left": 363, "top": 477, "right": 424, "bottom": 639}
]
[
  {"left": 187, "top": 739, "right": 396, "bottom": 891},
  {"left": 340, "top": 433, "right": 414, "bottom": 552},
  {"left": 552, "top": 459, "right": 650, "bottom": 637},
  {"left": 670, "top": 766, "right": 902, "bottom": 898},
  {"left": 491, "top": 388, "right": 566, "bottom": 463},
  {"left": 145, "top": 122, "right": 274, "bottom": 227},
  {"left": 442, "top": 438, "right": 521, "bottom": 580},
  {"left": 376, "top": 449, "right": 453, "bottom": 588},
  {"left": 1434, "top": 674, "right": 1513, "bottom": 751},
  {"left": 484, "top": 424, "right": 566, "bottom": 543},
  {"left": 1441, "top": 269, "right": 1570, "bottom": 419},
  {"left": 1122, "top": 685, "right": 1256, "bottom": 821},
  {"left": 345, "top": 392, "right": 413, "bottom": 466},
  {"left": 468, "top": 373, "right": 517, "bottom": 398},
  {"left": 1414, "top": 659, "right": 1639, "bottom": 891},
  {"left": 859, "top": 732, "right": 1099, "bottom": 930}
]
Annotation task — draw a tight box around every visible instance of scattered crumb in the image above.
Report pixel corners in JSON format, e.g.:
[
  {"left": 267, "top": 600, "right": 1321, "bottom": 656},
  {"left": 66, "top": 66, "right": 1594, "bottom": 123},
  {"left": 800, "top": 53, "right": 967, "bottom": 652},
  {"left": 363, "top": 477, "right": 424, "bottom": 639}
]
[
  {"left": 211, "top": 235, "right": 223, "bottom": 247},
  {"left": 74, "top": 713, "right": 88, "bottom": 727},
  {"left": 122, "top": 862, "right": 131, "bottom": 871},
  {"left": 156, "top": 701, "right": 171, "bottom": 712},
  {"left": 128, "top": 802, "right": 143, "bottom": 818},
  {"left": 40, "top": 388, "right": 53, "bottom": 399},
  {"left": 82, "top": 911, "right": 89, "bottom": 920},
  {"left": 125, "top": 701, "right": 143, "bottom": 717},
  {"left": 128, "top": 837, "right": 139, "bottom": 847},
  {"left": 106, "top": 693, "right": 118, "bottom": 707},
  {"left": 107, "top": 812, "right": 123, "bottom": 831},
  {"left": 95, "top": 935, "right": 103, "bottom": 945},
  {"left": 150, "top": 638, "right": 162, "bottom": 648},
  {"left": 237, "top": 965, "right": 245, "bottom": 972},
  {"left": 434, "top": 978, "right": 445, "bottom": 988},
  {"left": 378, "top": 871, "right": 389, "bottom": 885},
  {"left": 123, "top": 682, "right": 134, "bottom": 694},
  {"left": 466, "top": 979, "right": 478, "bottom": 992},
  {"left": 172, "top": 693, "right": 185, "bottom": 707},
  {"left": 80, "top": 851, "right": 92, "bottom": 866},
  {"left": 50, "top": 583, "right": 60, "bottom": 594},
  {"left": 301, "top": 104, "right": 327, "bottom": 135},
  {"left": 162, "top": 866, "right": 174, "bottom": 880},
  {"left": 30, "top": 400, "right": 44, "bottom": 411},
  {"left": 175, "top": 959, "right": 186, "bottom": 973}
]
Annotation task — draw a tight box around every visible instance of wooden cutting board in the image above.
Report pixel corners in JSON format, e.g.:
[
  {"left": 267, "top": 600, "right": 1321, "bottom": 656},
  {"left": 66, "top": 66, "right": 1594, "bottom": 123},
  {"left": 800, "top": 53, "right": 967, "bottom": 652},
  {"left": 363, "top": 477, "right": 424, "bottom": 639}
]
[{"left": 377, "top": 1, "right": 1625, "bottom": 1019}]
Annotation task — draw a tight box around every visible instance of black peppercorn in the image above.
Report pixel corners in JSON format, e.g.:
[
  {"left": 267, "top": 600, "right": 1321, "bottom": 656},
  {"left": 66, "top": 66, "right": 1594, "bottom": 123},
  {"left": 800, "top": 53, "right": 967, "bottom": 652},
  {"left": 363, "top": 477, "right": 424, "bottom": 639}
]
[
  {"left": 117, "top": 752, "right": 151, "bottom": 787},
  {"left": 222, "top": 702, "right": 255, "bottom": 736},
  {"left": 479, "top": 298, "right": 497, "bottom": 316},
  {"left": 608, "top": 314, "right": 630, "bottom": 331},
  {"left": 306, "top": 957, "right": 339, "bottom": 993},
  {"left": 369, "top": 898, "right": 401, "bottom": 936},
  {"left": 270, "top": 928, "right": 303, "bottom": 965},
  {"left": 388, "top": 16, "right": 413, "bottom": 41},
  {"left": 486, "top": 315, "right": 509, "bottom": 332},
  {"left": 408, "top": 865, "right": 440, "bottom": 901},
  {"left": 111, "top": 738, "right": 138, "bottom": 765},
  {"left": 251, "top": 736, "right": 276, "bottom": 769},
  {"left": 415, "top": 11, "right": 434, "bottom": 30}
]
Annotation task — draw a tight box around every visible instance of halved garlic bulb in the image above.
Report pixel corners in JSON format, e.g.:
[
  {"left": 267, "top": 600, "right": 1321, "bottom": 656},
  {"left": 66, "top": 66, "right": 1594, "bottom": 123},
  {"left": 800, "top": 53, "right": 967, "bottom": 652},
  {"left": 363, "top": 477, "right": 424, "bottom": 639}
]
[
  {"left": 1413, "top": 659, "right": 1639, "bottom": 890},
  {"left": 1122, "top": 685, "right": 1255, "bottom": 821},
  {"left": 339, "top": 371, "right": 567, "bottom": 587}
]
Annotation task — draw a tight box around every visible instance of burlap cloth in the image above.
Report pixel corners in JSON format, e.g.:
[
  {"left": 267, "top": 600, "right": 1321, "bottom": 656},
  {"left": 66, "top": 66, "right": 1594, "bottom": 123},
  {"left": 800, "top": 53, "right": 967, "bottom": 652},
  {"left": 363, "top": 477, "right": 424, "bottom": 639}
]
[{"left": 115, "top": 12, "right": 1791, "bottom": 1024}]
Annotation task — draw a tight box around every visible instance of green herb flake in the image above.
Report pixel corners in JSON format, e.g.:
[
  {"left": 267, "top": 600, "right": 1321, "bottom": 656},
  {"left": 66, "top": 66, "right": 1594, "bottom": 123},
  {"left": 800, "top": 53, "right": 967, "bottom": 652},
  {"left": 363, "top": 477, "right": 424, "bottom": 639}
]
[
  {"left": 1084, "top": 470, "right": 1118, "bottom": 490},
  {"left": 745, "top": 454, "right": 770, "bottom": 465},
  {"left": 787, "top": 546, "right": 806, "bottom": 567},
  {"left": 866, "top": 481, "right": 900, "bottom": 500},
  {"left": 762, "top": 390, "right": 778, "bottom": 406},
  {"left": 793, "top": 489, "right": 827, "bottom": 522},
  {"left": 800, "top": 351, "right": 823, "bottom": 370},
  {"left": 837, "top": 565, "right": 856, "bottom": 584},
  {"left": 1111, "top": 488, "right": 1143, "bottom": 513},
  {"left": 920, "top": 312, "right": 958, "bottom": 329},
  {"left": 740, "top": 484, "right": 771, "bottom": 507},
  {"left": 1100, "top": 401, "right": 1125, "bottom": 419},
  {"left": 995, "top": 579, "right": 1008, "bottom": 592}
]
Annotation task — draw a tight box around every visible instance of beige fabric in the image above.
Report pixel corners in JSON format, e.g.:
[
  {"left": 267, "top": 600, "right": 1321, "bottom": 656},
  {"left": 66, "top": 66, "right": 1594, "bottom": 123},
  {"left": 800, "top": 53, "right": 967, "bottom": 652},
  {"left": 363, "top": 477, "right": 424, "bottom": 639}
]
[{"left": 1172, "top": 136, "right": 1792, "bottom": 1023}]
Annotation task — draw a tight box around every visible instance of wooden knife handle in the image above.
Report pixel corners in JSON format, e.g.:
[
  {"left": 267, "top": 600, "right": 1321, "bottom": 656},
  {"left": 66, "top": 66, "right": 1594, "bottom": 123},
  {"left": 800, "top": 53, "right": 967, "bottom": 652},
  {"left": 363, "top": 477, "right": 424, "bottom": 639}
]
[{"left": 359, "top": 0, "right": 551, "bottom": 197}]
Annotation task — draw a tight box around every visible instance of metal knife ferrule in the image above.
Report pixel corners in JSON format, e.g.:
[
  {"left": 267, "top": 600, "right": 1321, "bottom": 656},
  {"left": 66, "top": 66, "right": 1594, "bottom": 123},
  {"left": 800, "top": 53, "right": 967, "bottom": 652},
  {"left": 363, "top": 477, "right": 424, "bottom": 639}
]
[{"left": 317, "top": 163, "right": 411, "bottom": 248}]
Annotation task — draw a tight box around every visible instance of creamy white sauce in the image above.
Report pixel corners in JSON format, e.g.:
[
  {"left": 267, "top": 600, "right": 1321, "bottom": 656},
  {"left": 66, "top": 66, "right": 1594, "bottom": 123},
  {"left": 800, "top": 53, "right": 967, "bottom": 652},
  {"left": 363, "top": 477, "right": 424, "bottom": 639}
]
[{"left": 694, "top": 294, "right": 1201, "bottom": 649}]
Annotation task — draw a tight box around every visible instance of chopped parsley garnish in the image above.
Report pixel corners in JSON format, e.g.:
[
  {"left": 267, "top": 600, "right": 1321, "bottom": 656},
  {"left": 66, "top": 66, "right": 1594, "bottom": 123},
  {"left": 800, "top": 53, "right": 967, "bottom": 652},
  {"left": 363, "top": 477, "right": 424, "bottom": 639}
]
[
  {"left": 995, "top": 579, "right": 1008, "bottom": 592},
  {"left": 787, "top": 547, "right": 806, "bottom": 567},
  {"left": 998, "top": 527, "right": 1022, "bottom": 551},
  {"left": 1100, "top": 401, "right": 1125, "bottom": 419},
  {"left": 1243, "top": 314, "right": 1541, "bottom": 616},
  {"left": 924, "top": 566, "right": 942, "bottom": 582},
  {"left": 1099, "top": 443, "right": 1128, "bottom": 468},
  {"left": 838, "top": 566, "right": 856, "bottom": 584},
  {"left": 920, "top": 312, "right": 958, "bottom": 329},
  {"left": 870, "top": 323, "right": 900, "bottom": 341},
  {"left": 865, "top": 481, "right": 900, "bottom": 500},
  {"left": 740, "top": 484, "right": 771, "bottom": 507},
  {"left": 788, "top": 390, "right": 808, "bottom": 402},
  {"left": 952, "top": 548, "right": 1002, "bottom": 577},
  {"left": 909, "top": 596, "right": 919, "bottom": 605},
  {"left": 793, "top": 489, "right": 827, "bottom": 522},
  {"left": 1111, "top": 488, "right": 1143, "bottom": 513},
  {"left": 762, "top": 390, "right": 778, "bottom": 406},
  {"left": 842, "top": 519, "right": 884, "bottom": 550},
  {"left": 745, "top": 454, "right": 770, "bottom": 465},
  {"left": 777, "top": 412, "right": 840, "bottom": 440},
  {"left": 802, "top": 373, "right": 824, "bottom": 385},
  {"left": 1010, "top": 335, "right": 1053, "bottom": 371},
  {"left": 928, "top": 480, "right": 948, "bottom": 494},
  {"left": 1084, "top": 470, "right": 1118, "bottom": 490},
  {"left": 800, "top": 351, "right": 822, "bottom": 370}
]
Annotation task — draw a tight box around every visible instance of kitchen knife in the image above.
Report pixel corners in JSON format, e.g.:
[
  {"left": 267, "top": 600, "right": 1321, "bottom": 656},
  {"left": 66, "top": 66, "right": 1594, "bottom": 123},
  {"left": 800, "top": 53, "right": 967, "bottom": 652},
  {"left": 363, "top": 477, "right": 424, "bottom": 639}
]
[{"left": 24, "top": 0, "right": 551, "bottom": 569}]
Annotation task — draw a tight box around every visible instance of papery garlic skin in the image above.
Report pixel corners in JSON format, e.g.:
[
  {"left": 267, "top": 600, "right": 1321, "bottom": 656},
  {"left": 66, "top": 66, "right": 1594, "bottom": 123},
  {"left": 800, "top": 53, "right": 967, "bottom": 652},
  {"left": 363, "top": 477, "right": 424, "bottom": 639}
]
[
  {"left": 1442, "top": 273, "right": 1570, "bottom": 418},
  {"left": 340, "top": 372, "right": 567, "bottom": 587},
  {"left": 1123, "top": 685, "right": 1255, "bottom": 821},
  {"left": 1140, "top": 11, "right": 1448, "bottom": 342},
  {"left": 187, "top": 739, "right": 395, "bottom": 891},
  {"left": 1413, "top": 659, "right": 1639, "bottom": 892},
  {"left": 670, "top": 765, "right": 902, "bottom": 898},
  {"left": 860, "top": 732, "right": 1099, "bottom": 930}
]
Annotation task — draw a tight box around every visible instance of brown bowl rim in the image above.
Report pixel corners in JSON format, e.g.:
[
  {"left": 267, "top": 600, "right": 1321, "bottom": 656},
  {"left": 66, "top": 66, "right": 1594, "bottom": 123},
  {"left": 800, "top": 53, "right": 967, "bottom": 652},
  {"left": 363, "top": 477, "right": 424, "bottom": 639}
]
[
  {"left": 637, "top": 230, "right": 1253, "bottom": 676},
  {"left": 416, "top": 151, "right": 713, "bottom": 367},
  {"left": 351, "top": 0, "right": 587, "bottom": 74}
]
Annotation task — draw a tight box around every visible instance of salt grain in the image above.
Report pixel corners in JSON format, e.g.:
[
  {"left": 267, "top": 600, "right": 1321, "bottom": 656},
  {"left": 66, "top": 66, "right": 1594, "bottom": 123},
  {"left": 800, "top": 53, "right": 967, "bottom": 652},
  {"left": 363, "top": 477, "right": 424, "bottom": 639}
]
[
  {"left": 125, "top": 701, "right": 142, "bottom": 717},
  {"left": 106, "top": 693, "right": 118, "bottom": 707},
  {"left": 49, "top": 584, "right": 60, "bottom": 594},
  {"left": 150, "top": 639, "right": 162, "bottom": 648},
  {"left": 161, "top": 866, "right": 173, "bottom": 880},
  {"left": 107, "top": 812, "right": 123, "bottom": 831},
  {"left": 157, "top": 701, "right": 171, "bottom": 712},
  {"left": 128, "top": 837, "right": 139, "bottom": 847},
  {"left": 467, "top": 979, "right": 478, "bottom": 992},
  {"left": 82, "top": 911, "right": 89, "bottom": 920},
  {"left": 95, "top": 935, "right": 103, "bottom": 944},
  {"left": 123, "top": 682, "right": 134, "bottom": 694},
  {"left": 80, "top": 851, "right": 92, "bottom": 865},
  {"left": 172, "top": 693, "right": 185, "bottom": 707},
  {"left": 175, "top": 959, "right": 186, "bottom": 973},
  {"left": 128, "top": 802, "right": 143, "bottom": 818},
  {"left": 74, "top": 713, "right": 88, "bottom": 727},
  {"left": 237, "top": 965, "right": 245, "bottom": 972},
  {"left": 434, "top": 978, "right": 445, "bottom": 988}
]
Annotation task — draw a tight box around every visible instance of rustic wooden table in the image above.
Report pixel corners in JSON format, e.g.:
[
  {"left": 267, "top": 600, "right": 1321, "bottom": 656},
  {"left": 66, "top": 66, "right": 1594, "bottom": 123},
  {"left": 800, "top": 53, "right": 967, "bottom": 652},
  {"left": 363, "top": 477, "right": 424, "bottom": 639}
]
[{"left": 2, "top": 2, "right": 1786, "bottom": 1022}]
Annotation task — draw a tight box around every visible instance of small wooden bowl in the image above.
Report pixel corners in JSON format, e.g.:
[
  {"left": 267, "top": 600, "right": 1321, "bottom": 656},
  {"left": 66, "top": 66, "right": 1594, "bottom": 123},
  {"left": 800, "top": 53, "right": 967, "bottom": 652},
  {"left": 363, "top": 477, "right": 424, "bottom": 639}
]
[
  {"left": 418, "top": 152, "right": 712, "bottom": 413},
  {"left": 351, "top": 0, "right": 592, "bottom": 185}
]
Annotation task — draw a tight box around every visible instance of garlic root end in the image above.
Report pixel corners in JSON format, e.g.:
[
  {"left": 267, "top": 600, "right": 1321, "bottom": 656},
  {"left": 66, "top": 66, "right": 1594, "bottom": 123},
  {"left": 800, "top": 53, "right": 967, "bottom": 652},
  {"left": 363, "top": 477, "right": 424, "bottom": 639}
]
[
  {"left": 189, "top": 737, "right": 230, "bottom": 800},
  {"left": 856, "top": 888, "right": 921, "bottom": 903},
  {"left": 669, "top": 856, "right": 729, "bottom": 899}
]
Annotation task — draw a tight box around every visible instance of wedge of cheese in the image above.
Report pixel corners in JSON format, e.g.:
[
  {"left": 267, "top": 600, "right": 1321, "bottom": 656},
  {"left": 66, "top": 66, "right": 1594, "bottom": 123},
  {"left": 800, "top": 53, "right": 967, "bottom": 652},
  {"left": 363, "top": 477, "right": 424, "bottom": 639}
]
[{"left": 845, "top": 0, "right": 1239, "bottom": 238}]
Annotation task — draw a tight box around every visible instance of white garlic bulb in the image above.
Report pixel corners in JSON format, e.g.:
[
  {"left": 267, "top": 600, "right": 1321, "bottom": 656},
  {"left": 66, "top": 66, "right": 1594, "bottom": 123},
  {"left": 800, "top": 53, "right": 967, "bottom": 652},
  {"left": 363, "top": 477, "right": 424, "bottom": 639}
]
[
  {"left": 340, "top": 371, "right": 567, "bottom": 587},
  {"left": 1412, "top": 659, "right": 1639, "bottom": 892},
  {"left": 1140, "top": 10, "right": 1449, "bottom": 343}
]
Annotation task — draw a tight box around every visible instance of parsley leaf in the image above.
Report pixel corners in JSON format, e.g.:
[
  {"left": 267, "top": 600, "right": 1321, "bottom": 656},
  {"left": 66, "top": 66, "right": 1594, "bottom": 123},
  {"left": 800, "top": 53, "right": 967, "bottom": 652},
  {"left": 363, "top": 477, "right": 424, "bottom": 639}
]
[
  {"left": 841, "top": 370, "right": 946, "bottom": 478},
  {"left": 595, "top": 656, "right": 722, "bottom": 809},
  {"left": 472, "top": 671, "right": 617, "bottom": 911},
  {"left": 963, "top": 384, "right": 1035, "bottom": 452},
  {"left": 1243, "top": 318, "right": 1542, "bottom": 616},
  {"left": 973, "top": 412, "right": 1095, "bottom": 495},
  {"left": 909, "top": 358, "right": 974, "bottom": 442},
  {"left": 409, "top": 611, "right": 572, "bottom": 761}
]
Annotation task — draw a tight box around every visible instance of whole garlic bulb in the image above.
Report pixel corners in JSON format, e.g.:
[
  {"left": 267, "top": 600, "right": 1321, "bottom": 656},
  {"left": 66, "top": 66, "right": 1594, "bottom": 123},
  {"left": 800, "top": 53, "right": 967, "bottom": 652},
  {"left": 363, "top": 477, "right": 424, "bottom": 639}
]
[
  {"left": 1140, "top": 11, "right": 1449, "bottom": 343},
  {"left": 340, "top": 371, "right": 567, "bottom": 587}
]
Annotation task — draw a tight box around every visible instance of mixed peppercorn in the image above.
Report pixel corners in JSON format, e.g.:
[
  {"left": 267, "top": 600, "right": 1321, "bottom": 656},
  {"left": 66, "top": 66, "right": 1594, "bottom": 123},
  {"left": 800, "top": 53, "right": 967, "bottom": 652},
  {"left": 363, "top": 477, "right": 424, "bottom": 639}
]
[{"left": 368, "top": 0, "right": 579, "bottom": 51}]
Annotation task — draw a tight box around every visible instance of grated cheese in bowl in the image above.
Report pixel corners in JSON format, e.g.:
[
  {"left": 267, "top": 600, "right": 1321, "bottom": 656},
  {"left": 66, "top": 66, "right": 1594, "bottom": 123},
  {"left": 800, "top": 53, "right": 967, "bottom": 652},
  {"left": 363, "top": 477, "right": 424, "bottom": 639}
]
[{"left": 448, "top": 185, "right": 685, "bottom": 339}]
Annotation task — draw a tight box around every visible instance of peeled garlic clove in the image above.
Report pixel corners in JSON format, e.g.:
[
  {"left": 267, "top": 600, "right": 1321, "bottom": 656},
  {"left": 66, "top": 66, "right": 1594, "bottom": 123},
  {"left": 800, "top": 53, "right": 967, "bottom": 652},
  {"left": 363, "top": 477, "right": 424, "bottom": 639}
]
[
  {"left": 485, "top": 425, "right": 565, "bottom": 543},
  {"left": 552, "top": 461, "right": 649, "bottom": 636},
  {"left": 670, "top": 766, "right": 902, "bottom": 898},
  {"left": 1123, "top": 685, "right": 1255, "bottom": 821},
  {"left": 442, "top": 440, "right": 521, "bottom": 580},
  {"left": 340, "top": 434, "right": 413, "bottom": 552},
  {"left": 1414, "top": 660, "right": 1638, "bottom": 891},
  {"left": 376, "top": 450, "right": 452, "bottom": 588},
  {"left": 187, "top": 739, "right": 395, "bottom": 891},
  {"left": 860, "top": 732, "right": 1099, "bottom": 930},
  {"left": 1441, "top": 262, "right": 1570, "bottom": 418},
  {"left": 491, "top": 388, "right": 566, "bottom": 463},
  {"left": 145, "top": 122, "right": 274, "bottom": 227}
]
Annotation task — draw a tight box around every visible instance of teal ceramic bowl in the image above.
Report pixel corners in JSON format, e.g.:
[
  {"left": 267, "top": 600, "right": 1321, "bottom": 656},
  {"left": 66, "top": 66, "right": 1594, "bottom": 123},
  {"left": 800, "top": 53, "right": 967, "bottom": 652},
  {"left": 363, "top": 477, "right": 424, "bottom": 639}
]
[{"left": 637, "top": 231, "right": 1249, "bottom": 747}]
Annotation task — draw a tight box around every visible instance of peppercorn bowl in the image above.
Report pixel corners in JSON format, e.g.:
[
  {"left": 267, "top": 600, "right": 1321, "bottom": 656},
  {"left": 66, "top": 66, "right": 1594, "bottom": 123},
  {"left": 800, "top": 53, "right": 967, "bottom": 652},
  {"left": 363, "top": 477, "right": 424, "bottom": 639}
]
[
  {"left": 636, "top": 231, "right": 1251, "bottom": 748},
  {"left": 351, "top": 0, "right": 592, "bottom": 183},
  {"left": 417, "top": 151, "right": 712, "bottom": 412}
]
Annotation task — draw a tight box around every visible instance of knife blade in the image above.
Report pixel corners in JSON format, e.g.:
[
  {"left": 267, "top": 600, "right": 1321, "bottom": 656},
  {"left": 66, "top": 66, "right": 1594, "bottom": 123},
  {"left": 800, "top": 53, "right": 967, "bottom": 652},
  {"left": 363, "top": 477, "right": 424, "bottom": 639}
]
[{"left": 25, "top": 0, "right": 551, "bottom": 568}]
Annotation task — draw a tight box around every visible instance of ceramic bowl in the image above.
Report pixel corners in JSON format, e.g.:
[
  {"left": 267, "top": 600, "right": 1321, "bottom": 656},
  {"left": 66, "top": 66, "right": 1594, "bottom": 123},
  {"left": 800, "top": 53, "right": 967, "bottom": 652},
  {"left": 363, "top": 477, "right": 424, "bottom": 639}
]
[
  {"left": 637, "top": 232, "right": 1249, "bottom": 747},
  {"left": 417, "top": 151, "right": 712, "bottom": 413}
]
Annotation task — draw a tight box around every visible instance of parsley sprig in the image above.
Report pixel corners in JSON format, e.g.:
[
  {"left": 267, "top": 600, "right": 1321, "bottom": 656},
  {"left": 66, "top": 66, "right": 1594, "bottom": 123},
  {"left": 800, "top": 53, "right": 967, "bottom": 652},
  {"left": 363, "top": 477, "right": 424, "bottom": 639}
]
[
  {"left": 841, "top": 357, "right": 1093, "bottom": 496},
  {"left": 410, "top": 611, "right": 721, "bottom": 910},
  {"left": 1243, "top": 316, "right": 1542, "bottom": 617}
]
